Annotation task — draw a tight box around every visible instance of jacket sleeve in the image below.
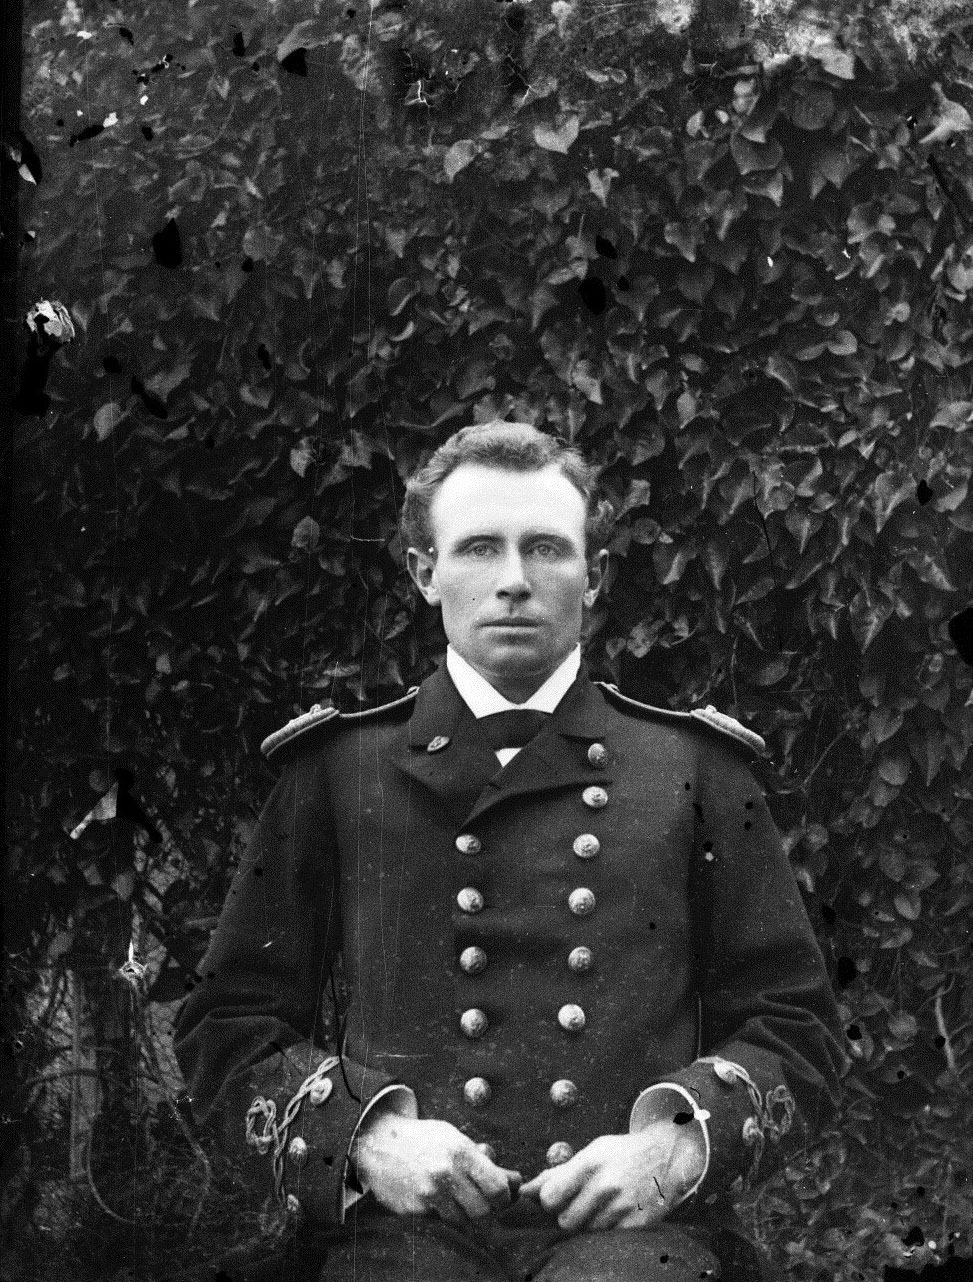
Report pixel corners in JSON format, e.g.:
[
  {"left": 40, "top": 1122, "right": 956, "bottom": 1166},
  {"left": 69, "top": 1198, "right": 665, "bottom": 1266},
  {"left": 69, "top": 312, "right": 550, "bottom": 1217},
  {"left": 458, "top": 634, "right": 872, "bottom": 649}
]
[
  {"left": 172, "top": 747, "right": 398, "bottom": 1228},
  {"left": 639, "top": 737, "right": 848, "bottom": 1207}
]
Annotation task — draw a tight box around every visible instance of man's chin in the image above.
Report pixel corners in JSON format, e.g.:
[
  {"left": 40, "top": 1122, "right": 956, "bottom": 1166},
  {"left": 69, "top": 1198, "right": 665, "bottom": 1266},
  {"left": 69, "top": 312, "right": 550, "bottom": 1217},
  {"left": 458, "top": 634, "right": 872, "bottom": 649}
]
[{"left": 470, "top": 646, "right": 560, "bottom": 687}]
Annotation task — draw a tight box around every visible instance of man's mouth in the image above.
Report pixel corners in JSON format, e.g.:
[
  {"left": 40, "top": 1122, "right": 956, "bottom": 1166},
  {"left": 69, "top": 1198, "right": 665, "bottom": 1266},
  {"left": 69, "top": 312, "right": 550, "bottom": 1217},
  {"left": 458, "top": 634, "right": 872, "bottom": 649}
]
[{"left": 484, "top": 618, "right": 539, "bottom": 628}]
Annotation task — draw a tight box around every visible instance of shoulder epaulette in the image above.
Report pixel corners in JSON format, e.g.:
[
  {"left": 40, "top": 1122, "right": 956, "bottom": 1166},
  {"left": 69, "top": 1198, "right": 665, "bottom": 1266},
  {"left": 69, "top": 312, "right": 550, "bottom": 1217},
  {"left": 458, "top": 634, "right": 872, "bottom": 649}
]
[
  {"left": 261, "top": 688, "right": 420, "bottom": 761},
  {"left": 596, "top": 683, "right": 766, "bottom": 758}
]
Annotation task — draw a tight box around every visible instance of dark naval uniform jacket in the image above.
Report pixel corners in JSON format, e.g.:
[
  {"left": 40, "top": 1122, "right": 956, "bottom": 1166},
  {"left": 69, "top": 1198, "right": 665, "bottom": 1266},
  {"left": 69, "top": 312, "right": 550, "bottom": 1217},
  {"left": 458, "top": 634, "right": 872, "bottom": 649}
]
[{"left": 173, "top": 663, "right": 846, "bottom": 1239}]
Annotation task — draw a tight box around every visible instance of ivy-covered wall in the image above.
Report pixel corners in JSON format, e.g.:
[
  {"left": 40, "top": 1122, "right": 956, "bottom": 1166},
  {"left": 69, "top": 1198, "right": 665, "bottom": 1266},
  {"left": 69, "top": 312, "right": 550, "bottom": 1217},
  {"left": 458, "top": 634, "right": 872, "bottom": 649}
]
[{"left": 7, "top": 1, "right": 973, "bottom": 1278}]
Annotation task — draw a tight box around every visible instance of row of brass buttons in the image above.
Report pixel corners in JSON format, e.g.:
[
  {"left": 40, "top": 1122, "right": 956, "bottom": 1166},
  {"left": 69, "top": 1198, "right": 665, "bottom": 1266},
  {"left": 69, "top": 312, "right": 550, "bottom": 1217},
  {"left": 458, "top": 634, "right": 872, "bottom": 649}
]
[
  {"left": 456, "top": 832, "right": 601, "bottom": 860},
  {"left": 457, "top": 885, "right": 597, "bottom": 916},
  {"left": 458, "top": 1002, "right": 587, "bottom": 1040},
  {"left": 459, "top": 944, "right": 592, "bottom": 977},
  {"left": 462, "top": 1077, "right": 580, "bottom": 1111}
]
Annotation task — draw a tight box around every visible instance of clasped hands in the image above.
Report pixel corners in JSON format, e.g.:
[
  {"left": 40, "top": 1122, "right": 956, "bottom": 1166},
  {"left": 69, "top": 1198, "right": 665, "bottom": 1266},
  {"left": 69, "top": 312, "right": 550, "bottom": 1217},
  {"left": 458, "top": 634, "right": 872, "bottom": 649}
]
[{"left": 350, "top": 1112, "right": 706, "bottom": 1232}]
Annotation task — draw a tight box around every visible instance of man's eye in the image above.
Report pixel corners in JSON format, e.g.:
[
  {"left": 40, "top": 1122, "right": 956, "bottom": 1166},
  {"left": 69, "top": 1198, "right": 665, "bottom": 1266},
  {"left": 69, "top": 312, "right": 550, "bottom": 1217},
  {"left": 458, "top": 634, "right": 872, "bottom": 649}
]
[
  {"left": 465, "top": 543, "right": 495, "bottom": 558},
  {"left": 531, "top": 543, "right": 561, "bottom": 558}
]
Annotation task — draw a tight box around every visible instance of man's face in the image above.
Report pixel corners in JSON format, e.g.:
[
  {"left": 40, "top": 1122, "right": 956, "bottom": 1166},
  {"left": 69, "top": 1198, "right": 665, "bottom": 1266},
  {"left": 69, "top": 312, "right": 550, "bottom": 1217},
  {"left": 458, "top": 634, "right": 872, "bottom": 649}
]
[{"left": 407, "top": 463, "right": 607, "bottom": 702}]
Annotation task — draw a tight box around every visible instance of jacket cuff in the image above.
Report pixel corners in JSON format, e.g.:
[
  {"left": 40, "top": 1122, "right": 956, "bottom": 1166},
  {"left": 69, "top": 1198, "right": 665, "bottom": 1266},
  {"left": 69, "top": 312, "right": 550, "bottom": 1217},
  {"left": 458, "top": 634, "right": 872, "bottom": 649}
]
[
  {"left": 342, "top": 1084, "right": 419, "bottom": 1217},
  {"left": 629, "top": 1081, "right": 711, "bottom": 1206},
  {"left": 203, "top": 1042, "right": 399, "bottom": 1230},
  {"left": 655, "top": 1056, "right": 798, "bottom": 1204}
]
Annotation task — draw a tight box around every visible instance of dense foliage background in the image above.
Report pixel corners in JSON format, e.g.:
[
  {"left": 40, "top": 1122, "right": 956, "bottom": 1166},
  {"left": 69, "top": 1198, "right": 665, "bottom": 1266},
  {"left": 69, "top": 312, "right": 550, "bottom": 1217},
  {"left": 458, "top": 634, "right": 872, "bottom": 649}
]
[{"left": 6, "top": 1, "right": 973, "bottom": 1278}]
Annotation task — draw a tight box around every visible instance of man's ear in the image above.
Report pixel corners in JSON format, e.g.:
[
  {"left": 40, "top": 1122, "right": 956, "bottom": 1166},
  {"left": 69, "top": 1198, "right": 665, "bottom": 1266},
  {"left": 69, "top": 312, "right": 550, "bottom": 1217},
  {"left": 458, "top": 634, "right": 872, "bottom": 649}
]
[
  {"left": 583, "top": 549, "right": 609, "bottom": 609},
  {"left": 406, "top": 547, "right": 440, "bottom": 606}
]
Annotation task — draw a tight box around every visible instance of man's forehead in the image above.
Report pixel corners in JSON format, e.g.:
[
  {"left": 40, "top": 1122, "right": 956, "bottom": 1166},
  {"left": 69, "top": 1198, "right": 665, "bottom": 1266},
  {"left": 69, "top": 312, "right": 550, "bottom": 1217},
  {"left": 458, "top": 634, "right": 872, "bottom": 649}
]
[{"left": 429, "top": 463, "right": 587, "bottom": 540}]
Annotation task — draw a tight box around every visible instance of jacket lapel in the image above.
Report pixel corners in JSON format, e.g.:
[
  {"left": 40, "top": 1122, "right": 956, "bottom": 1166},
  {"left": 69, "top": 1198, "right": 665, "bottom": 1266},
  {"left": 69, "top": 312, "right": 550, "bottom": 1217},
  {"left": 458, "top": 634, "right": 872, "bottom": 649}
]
[
  {"left": 463, "top": 672, "right": 613, "bottom": 827},
  {"left": 393, "top": 666, "right": 503, "bottom": 827},
  {"left": 394, "top": 664, "right": 615, "bottom": 830}
]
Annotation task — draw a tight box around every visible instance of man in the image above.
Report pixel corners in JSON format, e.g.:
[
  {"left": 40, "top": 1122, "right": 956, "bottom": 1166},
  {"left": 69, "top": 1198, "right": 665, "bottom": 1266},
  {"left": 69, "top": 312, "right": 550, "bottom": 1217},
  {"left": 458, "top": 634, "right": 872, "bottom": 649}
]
[{"left": 174, "top": 421, "right": 846, "bottom": 1282}]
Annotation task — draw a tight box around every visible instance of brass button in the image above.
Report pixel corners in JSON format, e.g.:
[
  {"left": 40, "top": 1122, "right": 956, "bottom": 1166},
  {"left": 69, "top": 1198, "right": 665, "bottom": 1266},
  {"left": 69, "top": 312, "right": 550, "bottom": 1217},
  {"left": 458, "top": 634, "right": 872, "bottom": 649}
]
[
  {"left": 573, "top": 833, "right": 600, "bottom": 860},
  {"left": 457, "top": 887, "right": 484, "bottom": 914},
  {"left": 463, "top": 1076, "right": 492, "bottom": 1107},
  {"left": 460, "top": 1008, "right": 489, "bottom": 1039},
  {"left": 546, "top": 1141, "right": 574, "bottom": 1166},
  {"left": 455, "top": 833, "right": 482, "bottom": 856},
  {"left": 286, "top": 1193, "right": 301, "bottom": 1216},
  {"left": 427, "top": 735, "right": 451, "bottom": 753},
  {"left": 582, "top": 786, "right": 609, "bottom": 809},
  {"left": 567, "top": 945, "right": 593, "bottom": 973},
  {"left": 558, "top": 1003, "right": 586, "bottom": 1033},
  {"left": 587, "top": 743, "right": 608, "bottom": 768},
  {"left": 459, "top": 945, "right": 487, "bottom": 975},
  {"left": 568, "top": 887, "right": 595, "bottom": 917},
  {"left": 287, "top": 1136, "right": 308, "bottom": 1164},
  {"left": 549, "top": 1079, "right": 579, "bottom": 1108}
]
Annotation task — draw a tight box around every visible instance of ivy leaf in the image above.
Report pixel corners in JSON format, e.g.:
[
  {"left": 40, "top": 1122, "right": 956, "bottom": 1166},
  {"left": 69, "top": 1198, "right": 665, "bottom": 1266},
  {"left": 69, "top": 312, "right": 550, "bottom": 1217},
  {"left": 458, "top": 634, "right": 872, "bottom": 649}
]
[
  {"left": 851, "top": 589, "right": 897, "bottom": 651},
  {"left": 877, "top": 755, "right": 910, "bottom": 786},
  {"left": 277, "top": 19, "right": 334, "bottom": 61},
  {"left": 444, "top": 140, "right": 477, "bottom": 182},
  {"left": 906, "top": 551, "right": 956, "bottom": 592},
  {"left": 112, "top": 869, "right": 135, "bottom": 901},
  {"left": 48, "top": 930, "right": 74, "bottom": 962},
  {"left": 619, "top": 478, "right": 652, "bottom": 515},
  {"left": 292, "top": 516, "right": 321, "bottom": 553},
  {"left": 879, "top": 845, "right": 907, "bottom": 881},
  {"left": 664, "top": 221, "right": 700, "bottom": 261},
  {"left": 587, "top": 167, "right": 620, "bottom": 206},
  {"left": 887, "top": 1011, "right": 918, "bottom": 1041},
  {"left": 812, "top": 42, "right": 856, "bottom": 80},
  {"left": 826, "top": 329, "right": 858, "bottom": 356},
  {"left": 533, "top": 114, "right": 580, "bottom": 154},
  {"left": 653, "top": 540, "right": 696, "bottom": 586},
  {"left": 290, "top": 438, "right": 315, "bottom": 478},
  {"left": 730, "top": 133, "right": 783, "bottom": 174},
  {"left": 571, "top": 363, "right": 603, "bottom": 404},
  {"left": 242, "top": 224, "right": 284, "bottom": 262},
  {"left": 871, "top": 471, "right": 912, "bottom": 531},
  {"left": 93, "top": 401, "right": 123, "bottom": 441},
  {"left": 868, "top": 705, "right": 904, "bottom": 744},
  {"left": 455, "top": 358, "right": 495, "bottom": 401},
  {"left": 789, "top": 83, "right": 836, "bottom": 131},
  {"left": 811, "top": 147, "right": 853, "bottom": 197},
  {"left": 752, "top": 655, "right": 791, "bottom": 686},
  {"left": 387, "top": 278, "right": 416, "bottom": 317},
  {"left": 930, "top": 401, "right": 973, "bottom": 431}
]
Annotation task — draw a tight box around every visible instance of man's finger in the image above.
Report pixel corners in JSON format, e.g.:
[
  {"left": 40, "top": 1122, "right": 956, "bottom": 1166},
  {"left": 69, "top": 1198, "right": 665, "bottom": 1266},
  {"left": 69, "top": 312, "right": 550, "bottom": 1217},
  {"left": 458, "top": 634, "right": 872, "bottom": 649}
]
[
  {"left": 531, "top": 1158, "right": 588, "bottom": 1214},
  {"left": 588, "top": 1198, "right": 636, "bottom": 1232},
  {"left": 554, "top": 1181, "right": 614, "bottom": 1232},
  {"left": 518, "top": 1172, "right": 548, "bottom": 1200},
  {"left": 429, "top": 1174, "right": 484, "bottom": 1227},
  {"left": 457, "top": 1149, "right": 517, "bottom": 1213},
  {"left": 448, "top": 1178, "right": 496, "bottom": 1222}
]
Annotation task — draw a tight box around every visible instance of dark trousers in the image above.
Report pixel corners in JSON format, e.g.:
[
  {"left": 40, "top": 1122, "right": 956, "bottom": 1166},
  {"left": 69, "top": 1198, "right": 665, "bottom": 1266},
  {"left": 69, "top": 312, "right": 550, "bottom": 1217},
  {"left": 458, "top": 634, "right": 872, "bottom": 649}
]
[
  {"left": 208, "top": 1201, "right": 780, "bottom": 1282},
  {"left": 314, "top": 1201, "right": 722, "bottom": 1282}
]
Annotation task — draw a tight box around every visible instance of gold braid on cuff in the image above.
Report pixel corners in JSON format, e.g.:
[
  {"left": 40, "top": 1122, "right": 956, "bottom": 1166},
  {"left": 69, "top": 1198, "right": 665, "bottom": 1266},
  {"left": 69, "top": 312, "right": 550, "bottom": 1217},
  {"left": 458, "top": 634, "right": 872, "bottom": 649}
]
[
  {"left": 698, "top": 1056, "right": 796, "bottom": 1188},
  {"left": 245, "top": 1055, "right": 340, "bottom": 1215}
]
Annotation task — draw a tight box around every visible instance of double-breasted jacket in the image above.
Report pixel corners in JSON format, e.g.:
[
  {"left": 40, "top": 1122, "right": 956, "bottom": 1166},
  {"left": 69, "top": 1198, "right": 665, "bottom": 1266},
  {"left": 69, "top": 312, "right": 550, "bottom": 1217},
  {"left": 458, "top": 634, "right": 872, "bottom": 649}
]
[{"left": 173, "top": 665, "right": 846, "bottom": 1231}]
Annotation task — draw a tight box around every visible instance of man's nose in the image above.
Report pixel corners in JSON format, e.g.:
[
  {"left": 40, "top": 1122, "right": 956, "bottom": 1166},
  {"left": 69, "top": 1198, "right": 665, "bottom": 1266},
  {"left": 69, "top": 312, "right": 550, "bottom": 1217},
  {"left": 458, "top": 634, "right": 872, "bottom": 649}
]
[{"left": 496, "top": 550, "right": 531, "bottom": 597}]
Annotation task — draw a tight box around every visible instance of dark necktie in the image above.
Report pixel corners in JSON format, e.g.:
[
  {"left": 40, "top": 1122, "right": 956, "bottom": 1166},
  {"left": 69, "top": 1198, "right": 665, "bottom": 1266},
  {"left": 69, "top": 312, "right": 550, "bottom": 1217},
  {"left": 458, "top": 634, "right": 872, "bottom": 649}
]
[{"left": 477, "top": 709, "right": 551, "bottom": 750}]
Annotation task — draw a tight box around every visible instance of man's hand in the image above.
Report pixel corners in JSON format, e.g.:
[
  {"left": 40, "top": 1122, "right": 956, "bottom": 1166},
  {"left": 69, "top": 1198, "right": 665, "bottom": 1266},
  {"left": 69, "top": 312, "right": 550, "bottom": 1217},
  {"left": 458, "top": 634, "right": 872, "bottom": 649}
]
[
  {"left": 518, "top": 1121, "right": 706, "bottom": 1232},
  {"left": 350, "top": 1112, "right": 522, "bottom": 1227}
]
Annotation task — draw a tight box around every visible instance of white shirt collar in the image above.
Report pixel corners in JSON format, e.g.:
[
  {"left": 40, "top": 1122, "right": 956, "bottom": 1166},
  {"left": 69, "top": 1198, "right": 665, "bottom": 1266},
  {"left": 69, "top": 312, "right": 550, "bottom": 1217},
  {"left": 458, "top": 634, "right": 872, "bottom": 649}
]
[{"left": 445, "top": 645, "right": 582, "bottom": 718}]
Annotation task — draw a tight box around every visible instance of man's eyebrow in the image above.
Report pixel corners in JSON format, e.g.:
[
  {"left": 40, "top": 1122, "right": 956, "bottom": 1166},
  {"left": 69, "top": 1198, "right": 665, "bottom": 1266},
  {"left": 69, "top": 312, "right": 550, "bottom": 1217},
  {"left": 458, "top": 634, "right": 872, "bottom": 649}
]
[{"left": 449, "top": 530, "right": 578, "bottom": 549}]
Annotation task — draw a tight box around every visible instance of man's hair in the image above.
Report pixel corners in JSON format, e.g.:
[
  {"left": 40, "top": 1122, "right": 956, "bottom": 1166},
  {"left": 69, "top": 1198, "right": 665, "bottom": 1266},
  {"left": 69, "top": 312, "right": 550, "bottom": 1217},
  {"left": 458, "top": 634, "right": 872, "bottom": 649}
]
[{"left": 401, "top": 420, "right": 614, "bottom": 557}]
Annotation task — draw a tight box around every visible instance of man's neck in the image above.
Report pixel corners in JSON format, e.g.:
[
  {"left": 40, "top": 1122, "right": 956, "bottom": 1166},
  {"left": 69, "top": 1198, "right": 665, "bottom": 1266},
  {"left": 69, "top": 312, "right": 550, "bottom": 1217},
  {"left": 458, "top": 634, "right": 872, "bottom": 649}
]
[{"left": 445, "top": 646, "right": 582, "bottom": 713}]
